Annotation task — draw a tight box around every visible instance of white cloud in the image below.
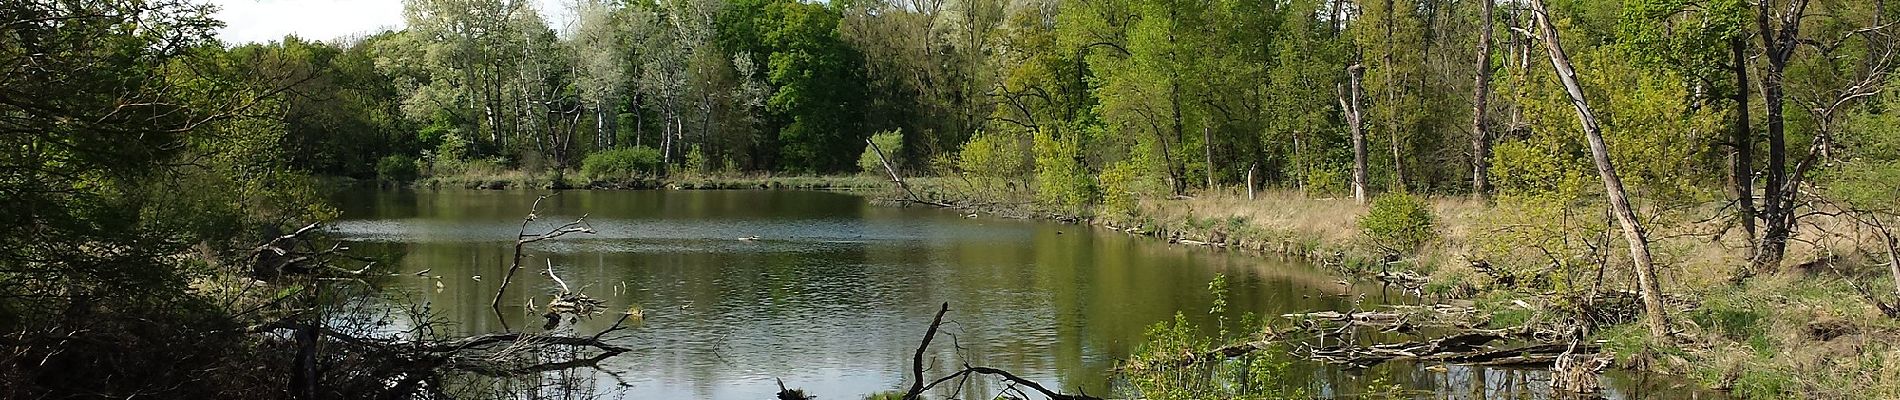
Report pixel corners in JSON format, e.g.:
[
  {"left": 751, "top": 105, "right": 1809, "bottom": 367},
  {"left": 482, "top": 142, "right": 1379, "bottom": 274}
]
[{"left": 210, "top": 0, "right": 573, "bottom": 45}]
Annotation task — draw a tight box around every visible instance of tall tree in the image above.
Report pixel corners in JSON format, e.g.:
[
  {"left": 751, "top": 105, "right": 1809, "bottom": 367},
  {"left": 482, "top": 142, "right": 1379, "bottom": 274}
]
[
  {"left": 1343, "top": 63, "right": 1369, "bottom": 204},
  {"left": 1470, "top": 0, "right": 1495, "bottom": 196},
  {"left": 1531, "top": 0, "right": 1670, "bottom": 340}
]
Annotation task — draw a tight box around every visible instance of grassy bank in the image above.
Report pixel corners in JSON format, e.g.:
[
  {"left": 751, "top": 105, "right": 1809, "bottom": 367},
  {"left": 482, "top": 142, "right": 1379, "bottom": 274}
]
[
  {"left": 387, "top": 168, "right": 1900, "bottom": 398},
  {"left": 406, "top": 168, "right": 891, "bottom": 191},
  {"left": 901, "top": 179, "right": 1900, "bottom": 399}
]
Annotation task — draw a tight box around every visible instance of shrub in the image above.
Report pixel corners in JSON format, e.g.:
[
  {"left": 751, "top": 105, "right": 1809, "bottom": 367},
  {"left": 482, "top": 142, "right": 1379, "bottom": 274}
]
[
  {"left": 375, "top": 154, "right": 418, "bottom": 181},
  {"left": 1359, "top": 192, "right": 1437, "bottom": 254},
  {"left": 684, "top": 144, "right": 707, "bottom": 175},
  {"left": 957, "top": 131, "right": 1027, "bottom": 190},
  {"left": 1033, "top": 129, "right": 1094, "bottom": 211},
  {"left": 1099, "top": 160, "right": 1143, "bottom": 221},
  {"left": 858, "top": 129, "right": 903, "bottom": 174},
  {"left": 580, "top": 146, "right": 663, "bottom": 180},
  {"left": 1303, "top": 163, "right": 1349, "bottom": 197}
]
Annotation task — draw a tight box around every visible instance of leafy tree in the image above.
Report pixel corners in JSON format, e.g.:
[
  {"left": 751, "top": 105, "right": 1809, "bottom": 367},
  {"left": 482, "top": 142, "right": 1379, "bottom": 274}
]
[
  {"left": 1, "top": 0, "right": 332, "bottom": 395},
  {"left": 859, "top": 129, "right": 904, "bottom": 174}
]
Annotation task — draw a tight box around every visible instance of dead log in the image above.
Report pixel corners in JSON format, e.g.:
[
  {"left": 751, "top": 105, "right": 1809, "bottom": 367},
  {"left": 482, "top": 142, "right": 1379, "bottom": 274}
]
[
  {"left": 776, "top": 377, "right": 813, "bottom": 400},
  {"left": 492, "top": 194, "right": 596, "bottom": 328},
  {"left": 1282, "top": 304, "right": 1487, "bottom": 331},
  {"left": 1305, "top": 332, "right": 1507, "bottom": 368},
  {"left": 1441, "top": 343, "right": 1599, "bottom": 367},
  {"left": 1116, "top": 332, "right": 1282, "bottom": 373},
  {"left": 540, "top": 261, "right": 607, "bottom": 330},
  {"left": 867, "top": 137, "right": 920, "bottom": 202},
  {"left": 1551, "top": 351, "right": 1613, "bottom": 394},
  {"left": 903, "top": 303, "right": 1100, "bottom": 400}
]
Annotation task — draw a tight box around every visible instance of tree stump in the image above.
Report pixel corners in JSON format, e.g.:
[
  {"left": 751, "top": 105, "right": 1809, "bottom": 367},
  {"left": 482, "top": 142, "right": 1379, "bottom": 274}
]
[{"left": 1550, "top": 352, "right": 1611, "bottom": 395}]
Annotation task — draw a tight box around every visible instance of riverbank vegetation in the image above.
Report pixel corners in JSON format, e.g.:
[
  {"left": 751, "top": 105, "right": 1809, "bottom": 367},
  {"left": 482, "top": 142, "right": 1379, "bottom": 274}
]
[{"left": 9, "top": 0, "right": 1900, "bottom": 397}]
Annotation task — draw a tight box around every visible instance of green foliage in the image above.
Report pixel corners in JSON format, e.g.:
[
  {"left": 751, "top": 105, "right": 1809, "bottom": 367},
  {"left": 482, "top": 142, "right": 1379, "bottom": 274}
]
[
  {"left": 1033, "top": 128, "right": 1095, "bottom": 211},
  {"left": 861, "top": 391, "right": 906, "bottom": 400},
  {"left": 434, "top": 132, "right": 471, "bottom": 165},
  {"left": 1099, "top": 160, "right": 1143, "bottom": 221},
  {"left": 1119, "top": 275, "right": 1309, "bottom": 399},
  {"left": 1358, "top": 193, "right": 1437, "bottom": 254},
  {"left": 685, "top": 144, "right": 709, "bottom": 175},
  {"left": 720, "top": 0, "right": 871, "bottom": 172},
  {"left": 1126, "top": 313, "right": 1218, "bottom": 399},
  {"left": 1302, "top": 163, "right": 1350, "bottom": 197},
  {"left": 376, "top": 154, "right": 419, "bottom": 181},
  {"left": 957, "top": 131, "right": 1027, "bottom": 190},
  {"left": 1828, "top": 75, "right": 1900, "bottom": 213},
  {"left": 858, "top": 129, "right": 903, "bottom": 174},
  {"left": 581, "top": 146, "right": 665, "bottom": 180}
]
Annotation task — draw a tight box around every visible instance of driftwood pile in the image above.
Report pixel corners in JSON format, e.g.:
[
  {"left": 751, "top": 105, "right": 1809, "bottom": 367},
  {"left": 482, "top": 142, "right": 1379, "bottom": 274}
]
[
  {"left": 1127, "top": 303, "right": 1614, "bottom": 395},
  {"left": 1300, "top": 331, "right": 1600, "bottom": 370}
]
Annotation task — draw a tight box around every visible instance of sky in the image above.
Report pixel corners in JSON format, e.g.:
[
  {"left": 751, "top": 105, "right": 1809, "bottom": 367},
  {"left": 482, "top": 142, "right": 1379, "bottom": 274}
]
[{"left": 210, "top": 0, "right": 572, "bottom": 45}]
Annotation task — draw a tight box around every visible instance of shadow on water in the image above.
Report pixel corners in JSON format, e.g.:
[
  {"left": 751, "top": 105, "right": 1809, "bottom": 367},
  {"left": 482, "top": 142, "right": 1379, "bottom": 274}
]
[{"left": 329, "top": 188, "right": 1723, "bottom": 399}]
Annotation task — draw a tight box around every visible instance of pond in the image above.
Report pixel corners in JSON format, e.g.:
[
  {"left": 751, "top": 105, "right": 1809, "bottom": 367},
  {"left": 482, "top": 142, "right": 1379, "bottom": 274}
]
[{"left": 329, "top": 188, "right": 1719, "bottom": 399}]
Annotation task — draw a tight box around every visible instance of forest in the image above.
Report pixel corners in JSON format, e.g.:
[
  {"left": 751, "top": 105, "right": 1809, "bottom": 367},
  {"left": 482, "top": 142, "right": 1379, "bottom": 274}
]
[{"left": 7, "top": 0, "right": 1900, "bottom": 398}]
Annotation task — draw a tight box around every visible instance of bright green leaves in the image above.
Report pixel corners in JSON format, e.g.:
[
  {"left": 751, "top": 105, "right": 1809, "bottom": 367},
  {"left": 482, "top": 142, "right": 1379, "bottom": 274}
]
[
  {"left": 858, "top": 129, "right": 903, "bottom": 174},
  {"left": 1034, "top": 126, "right": 1097, "bottom": 212},
  {"left": 1827, "top": 77, "right": 1900, "bottom": 213},
  {"left": 722, "top": 0, "right": 868, "bottom": 172},
  {"left": 957, "top": 130, "right": 1028, "bottom": 191},
  {"left": 1359, "top": 192, "right": 1439, "bottom": 255}
]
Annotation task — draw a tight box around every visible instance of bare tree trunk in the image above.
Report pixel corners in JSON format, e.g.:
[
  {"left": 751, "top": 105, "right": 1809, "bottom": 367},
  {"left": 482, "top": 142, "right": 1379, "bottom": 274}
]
[
  {"left": 1729, "top": 37, "right": 1758, "bottom": 253},
  {"left": 1383, "top": 0, "right": 1405, "bottom": 192},
  {"left": 1341, "top": 64, "right": 1369, "bottom": 204},
  {"left": 868, "top": 137, "right": 918, "bottom": 201},
  {"left": 634, "top": 93, "right": 645, "bottom": 148},
  {"left": 1871, "top": 219, "right": 1900, "bottom": 305},
  {"left": 1752, "top": 0, "right": 1812, "bottom": 272},
  {"left": 1203, "top": 124, "right": 1217, "bottom": 190},
  {"left": 1169, "top": 82, "right": 1187, "bottom": 195},
  {"left": 1246, "top": 162, "right": 1257, "bottom": 201},
  {"left": 662, "top": 108, "right": 675, "bottom": 165},
  {"left": 1531, "top": 0, "right": 1670, "bottom": 340},
  {"left": 1293, "top": 129, "right": 1308, "bottom": 195},
  {"left": 291, "top": 318, "right": 317, "bottom": 400},
  {"left": 1471, "top": 0, "right": 1495, "bottom": 197}
]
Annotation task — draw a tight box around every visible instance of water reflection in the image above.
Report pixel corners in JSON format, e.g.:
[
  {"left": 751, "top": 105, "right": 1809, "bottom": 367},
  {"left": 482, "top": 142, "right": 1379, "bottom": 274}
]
[{"left": 330, "top": 189, "right": 1717, "bottom": 399}]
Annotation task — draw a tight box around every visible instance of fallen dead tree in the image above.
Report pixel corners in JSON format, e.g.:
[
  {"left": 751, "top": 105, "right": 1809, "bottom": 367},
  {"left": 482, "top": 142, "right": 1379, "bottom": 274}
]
[
  {"left": 249, "top": 315, "right": 634, "bottom": 395},
  {"left": 1115, "top": 335, "right": 1282, "bottom": 373},
  {"left": 492, "top": 194, "right": 597, "bottom": 318},
  {"left": 1126, "top": 302, "right": 1594, "bottom": 384},
  {"left": 238, "top": 195, "right": 635, "bottom": 398},
  {"left": 1301, "top": 331, "right": 1596, "bottom": 368},
  {"left": 899, "top": 303, "right": 1103, "bottom": 400},
  {"left": 1282, "top": 304, "right": 1493, "bottom": 333}
]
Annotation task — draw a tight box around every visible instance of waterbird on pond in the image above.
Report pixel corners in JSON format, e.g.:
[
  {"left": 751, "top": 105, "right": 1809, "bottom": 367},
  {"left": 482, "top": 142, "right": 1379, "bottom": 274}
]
[
  {"left": 472, "top": 275, "right": 482, "bottom": 282},
  {"left": 739, "top": 235, "right": 761, "bottom": 241},
  {"left": 413, "top": 268, "right": 430, "bottom": 276}
]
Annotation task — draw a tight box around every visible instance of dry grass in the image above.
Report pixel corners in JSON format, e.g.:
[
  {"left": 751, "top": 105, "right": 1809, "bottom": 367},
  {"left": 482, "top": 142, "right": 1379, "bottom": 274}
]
[
  {"left": 1144, "top": 189, "right": 1370, "bottom": 245},
  {"left": 912, "top": 181, "right": 1900, "bottom": 397}
]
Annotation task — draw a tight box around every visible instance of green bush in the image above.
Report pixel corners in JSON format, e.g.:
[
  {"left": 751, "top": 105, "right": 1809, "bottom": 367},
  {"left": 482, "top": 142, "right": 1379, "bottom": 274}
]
[
  {"left": 580, "top": 146, "right": 663, "bottom": 180},
  {"left": 1358, "top": 192, "right": 1437, "bottom": 254},
  {"left": 684, "top": 144, "right": 708, "bottom": 175},
  {"left": 375, "top": 154, "right": 418, "bottom": 181},
  {"left": 957, "top": 131, "right": 1028, "bottom": 192},
  {"left": 1303, "top": 163, "right": 1349, "bottom": 196},
  {"left": 1099, "top": 160, "right": 1141, "bottom": 220},
  {"left": 1033, "top": 129, "right": 1095, "bottom": 211},
  {"left": 858, "top": 129, "right": 903, "bottom": 174}
]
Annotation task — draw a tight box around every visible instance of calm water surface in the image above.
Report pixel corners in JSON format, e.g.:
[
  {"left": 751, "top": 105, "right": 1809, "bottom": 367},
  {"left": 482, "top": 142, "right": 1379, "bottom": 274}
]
[{"left": 330, "top": 188, "right": 1720, "bottom": 399}]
